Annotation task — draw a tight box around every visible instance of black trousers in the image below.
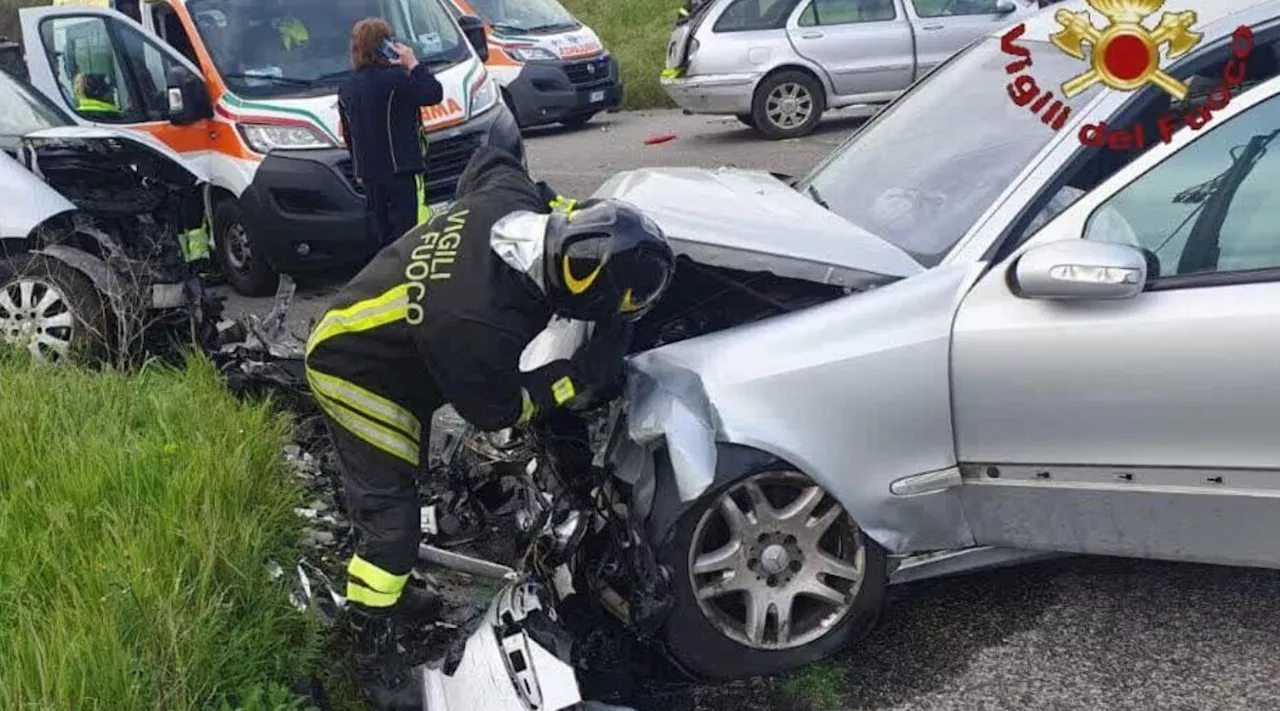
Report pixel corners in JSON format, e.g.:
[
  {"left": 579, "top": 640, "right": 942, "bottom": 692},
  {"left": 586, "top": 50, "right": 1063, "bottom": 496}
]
[
  {"left": 364, "top": 173, "right": 425, "bottom": 247},
  {"left": 327, "top": 414, "right": 426, "bottom": 613}
]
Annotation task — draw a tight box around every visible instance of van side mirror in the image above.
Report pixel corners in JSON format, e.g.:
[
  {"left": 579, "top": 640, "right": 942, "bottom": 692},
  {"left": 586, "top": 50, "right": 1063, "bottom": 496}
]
[
  {"left": 1010, "top": 240, "right": 1149, "bottom": 301},
  {"left": 457, "top": 15, "right": 490, "bottom": 63},
  {"left": 996, "top": 0, "right": 1018, "bottom": 12},
  {"left": 166, "top": 65, "right": 211, "bottom": 126}
]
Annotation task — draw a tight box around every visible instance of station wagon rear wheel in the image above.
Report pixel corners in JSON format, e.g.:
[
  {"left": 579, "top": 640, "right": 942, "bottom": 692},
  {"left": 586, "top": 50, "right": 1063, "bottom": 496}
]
[
  {"left": 752, "top": 70, "right": 825, "bottom": 140},
  {"left": 661, "top": 467, "right": 885, "bottom": 681}
]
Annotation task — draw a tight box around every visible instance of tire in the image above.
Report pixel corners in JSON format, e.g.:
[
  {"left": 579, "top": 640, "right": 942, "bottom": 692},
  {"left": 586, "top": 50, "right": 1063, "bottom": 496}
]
[
  {"left": 213, "top": 199, "right": 279, "bottom": 297},
  {"left": 0, "top": 253, "right": 111, "bottom": 365},
  {"left": 736, "top": 113, "right": 756, "bottom": 128},
  {"left": 560, "top": 111, "right": 598, "bottom": 128},
  {"left": 751, "top": 70, "right": 826, "bottom": 140},
  {"left": 659, "top": 466, "right": 886, "bottom": 681}
]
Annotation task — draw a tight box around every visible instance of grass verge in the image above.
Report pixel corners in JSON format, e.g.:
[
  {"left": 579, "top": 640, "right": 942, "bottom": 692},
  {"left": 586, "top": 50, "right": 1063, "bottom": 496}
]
[
  {"left": 563, "top": 0, "right": 678, "bottom": 110},
  {"left": 0, "top": 352, "right": 319, "bottom": 711},
  {"left": 777, "top": 660, "right": 848, "bottom": 711}
]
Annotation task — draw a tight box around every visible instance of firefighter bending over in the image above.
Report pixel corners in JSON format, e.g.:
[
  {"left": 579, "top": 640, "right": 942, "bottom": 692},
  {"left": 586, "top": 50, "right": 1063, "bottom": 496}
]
[{"left": 303, "top": 145, "right": 675, "bottom": 710}]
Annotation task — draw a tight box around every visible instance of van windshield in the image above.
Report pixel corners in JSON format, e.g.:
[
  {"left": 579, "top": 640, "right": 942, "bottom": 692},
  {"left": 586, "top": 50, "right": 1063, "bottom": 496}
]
[
  {"left": 467, "top": 0, "right": 579, "bottom": 33},
  {"left": 797, "top": 35, "right": 1103, "bottom": 268},
  {"left": 187, "top": 0, "right": 469, "bottom": 99}
]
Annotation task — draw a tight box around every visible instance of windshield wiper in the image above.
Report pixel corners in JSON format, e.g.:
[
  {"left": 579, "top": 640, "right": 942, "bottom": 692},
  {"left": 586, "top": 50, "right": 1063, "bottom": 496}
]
[
  {"left": 222, "top": 73, "right": 314, "bottom": 87},
  {"left": 805, "top": 183, "right": 830, "bottom": 210}
]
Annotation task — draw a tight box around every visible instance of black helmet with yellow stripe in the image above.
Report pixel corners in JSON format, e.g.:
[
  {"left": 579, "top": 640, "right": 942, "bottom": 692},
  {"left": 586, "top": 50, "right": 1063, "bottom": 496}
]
[{"left": 544, "top": 198, "right": 675, "bottom": 323}]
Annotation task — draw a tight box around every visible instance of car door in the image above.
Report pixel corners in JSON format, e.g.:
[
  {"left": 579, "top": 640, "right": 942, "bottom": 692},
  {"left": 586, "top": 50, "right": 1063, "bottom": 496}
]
[
  {"left": 787, "top": 0, "right": 915, "bottom": 98},
  {"left": 949, "top": 75, "right": 1280, "bottom": 569},
  {"left": 20, "top": 6, "right": 212, "bottom": 172},
  {"left": 905, "top": 0, "right": 1032, "bottom": 74}
]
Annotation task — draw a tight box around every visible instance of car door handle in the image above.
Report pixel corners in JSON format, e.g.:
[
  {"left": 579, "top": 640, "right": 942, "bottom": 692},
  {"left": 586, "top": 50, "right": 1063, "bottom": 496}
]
[
  {"left": 921, "top": 23, "right": 945, "bottom": 30},
  {"left": 800, "top": 31, "right": 824, "bottom": 39}
]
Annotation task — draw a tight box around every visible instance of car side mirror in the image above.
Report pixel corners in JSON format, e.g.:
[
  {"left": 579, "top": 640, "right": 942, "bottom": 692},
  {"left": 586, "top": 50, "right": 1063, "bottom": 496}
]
[
  {"left": 166, "top": 66, "right": 211, "bottom": 126},
  {"left": 457, "top": 15, "right": 490, "bottom": 63},
  {"left": 1010, "top": 239, "right": 1149, "bottom": 301},
  {"left": 996, "top": 0, "right": 1018, "bottom": 13}
]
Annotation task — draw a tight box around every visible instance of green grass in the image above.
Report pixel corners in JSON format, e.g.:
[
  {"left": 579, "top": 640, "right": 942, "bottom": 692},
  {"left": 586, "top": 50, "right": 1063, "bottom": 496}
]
[
  {"left": 0, "top": 352, "right": 321, "bottom": 711},
  {"left": 777, "top": 660, "right": 848, "bottom": 711},
  {"left": 563, "top": 0, "right": 679, "bottom": 110}
]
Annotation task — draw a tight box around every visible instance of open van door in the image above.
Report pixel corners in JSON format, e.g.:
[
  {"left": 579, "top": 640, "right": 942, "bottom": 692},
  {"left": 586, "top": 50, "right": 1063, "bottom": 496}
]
[{"left": 19, "top": 5, "right": 213, "bottom": 175}]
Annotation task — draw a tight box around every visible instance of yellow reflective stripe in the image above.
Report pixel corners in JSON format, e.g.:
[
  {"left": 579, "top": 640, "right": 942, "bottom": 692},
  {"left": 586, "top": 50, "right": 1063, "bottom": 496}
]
[
  {"left": 516, "top": 388, "right": 537, "bottom": 427},
  {"left": 308, "top": 369, "right": 421, "bottom": 440},
  {"left": 306, "top": 284, "right": 410, "bottom": 357},
  {"left": 313, "top": 389, "right": 420, "bottom": 466},
  {"left": 551, "top": 376, "right": 577, "bottom": 406},
  {"left": 347, "top": 581, "right": 400, "bottom": 608},
  {"left": 417, "top": 174, "right": 431, "bottom": 225},
  {"left": 349, "top": 555, "right": 410, "bottom": 595}
]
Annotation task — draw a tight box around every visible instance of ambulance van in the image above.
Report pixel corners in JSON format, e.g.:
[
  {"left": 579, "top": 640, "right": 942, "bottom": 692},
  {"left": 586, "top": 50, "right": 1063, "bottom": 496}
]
[
  {"left": 22, "top": 0, "right": 525, "bottom": 296},
  {"left": 443, "top": 0, "right": 621, "bottom": 129}
]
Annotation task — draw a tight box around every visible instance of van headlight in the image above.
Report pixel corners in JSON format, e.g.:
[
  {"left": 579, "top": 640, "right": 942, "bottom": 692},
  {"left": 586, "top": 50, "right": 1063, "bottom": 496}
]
[
  {"left": 237, "top": 123, "right": 335, "bottom": 153},
  {"left": 509, "top": 46, "right": 558, "bottom": 62},
  {"left": 471, "top": 75, "right": 500, "bottom": 116}
]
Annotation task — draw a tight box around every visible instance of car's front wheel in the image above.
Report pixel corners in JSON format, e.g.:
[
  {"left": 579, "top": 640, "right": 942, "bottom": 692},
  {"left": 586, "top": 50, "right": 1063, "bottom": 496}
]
[
  {"left": 661, "top": 468, "right": 886, "bottom": 681},
  {"left": 0, "top": 253, "right": 111, "bottom": 364}
]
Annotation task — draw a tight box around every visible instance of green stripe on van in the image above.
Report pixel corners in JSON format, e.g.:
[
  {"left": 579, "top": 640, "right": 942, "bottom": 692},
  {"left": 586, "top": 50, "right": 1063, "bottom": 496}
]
[{"left": 221, "top": 93, "right": 339, "bottom": 142}]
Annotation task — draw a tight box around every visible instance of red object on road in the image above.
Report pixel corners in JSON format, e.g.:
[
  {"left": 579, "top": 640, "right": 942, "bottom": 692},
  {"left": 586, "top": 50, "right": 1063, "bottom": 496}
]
[{"left": 644, "top": 133, "right": 678, "bottom": 145}]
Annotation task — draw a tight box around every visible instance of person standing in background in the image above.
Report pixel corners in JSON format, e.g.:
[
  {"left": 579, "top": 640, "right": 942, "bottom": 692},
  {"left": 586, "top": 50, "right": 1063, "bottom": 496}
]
[{"left": 339, "top": 19, "right": 444, "bottom": 248}]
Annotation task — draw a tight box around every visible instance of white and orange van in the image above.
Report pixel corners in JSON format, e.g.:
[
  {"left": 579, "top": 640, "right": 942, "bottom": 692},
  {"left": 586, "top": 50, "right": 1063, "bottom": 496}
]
[
  {"left": 443, "top": 0, "right": 621, "bottom": 129},
  {"left": 21, "top": 0, "right": 524, "bottom": 296}
]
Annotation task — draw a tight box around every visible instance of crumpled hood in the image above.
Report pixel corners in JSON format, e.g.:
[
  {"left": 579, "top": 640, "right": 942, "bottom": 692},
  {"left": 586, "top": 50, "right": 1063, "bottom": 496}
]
[
  {"left": 23, "top": 126, "right": 207, "bottom": 183},
  {"left": 592, "top": 167, "right": 923, "bottom": 289}
]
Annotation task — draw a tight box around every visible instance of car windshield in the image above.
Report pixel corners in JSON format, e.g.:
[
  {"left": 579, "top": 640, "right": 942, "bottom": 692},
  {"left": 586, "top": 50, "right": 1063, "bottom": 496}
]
[
  {"left": 467, "top": 0, "right": 578, "bottom": 32},
  {"left": 186, "top": 0, "right": 469, "bottom": 99},
  {"left": 798, "top": 35, "right": 1103, "bottom": 268},
  {"left": 0, "top": 69, "right": 70, "bottom": 138}
]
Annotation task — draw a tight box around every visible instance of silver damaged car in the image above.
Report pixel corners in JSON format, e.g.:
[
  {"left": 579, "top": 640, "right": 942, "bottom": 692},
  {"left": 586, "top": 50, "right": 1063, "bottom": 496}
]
[{"left": 591, "top": 0, "right": 1280, "bottom": 682}]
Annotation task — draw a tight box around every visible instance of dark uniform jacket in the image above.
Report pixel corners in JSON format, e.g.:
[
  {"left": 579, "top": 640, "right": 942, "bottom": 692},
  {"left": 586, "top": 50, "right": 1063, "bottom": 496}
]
[
  {"left": 338, "top": 63, "right": 443, "bottom": 182},
  {"left": 306, "top": 147, "right": 579, "bottom": 434}
]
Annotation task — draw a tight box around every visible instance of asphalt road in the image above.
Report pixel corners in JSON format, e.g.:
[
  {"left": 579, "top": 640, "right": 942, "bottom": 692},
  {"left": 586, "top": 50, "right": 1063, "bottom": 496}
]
[{"left": 221, "top": 109, "right": 1280, "bottom": 711}]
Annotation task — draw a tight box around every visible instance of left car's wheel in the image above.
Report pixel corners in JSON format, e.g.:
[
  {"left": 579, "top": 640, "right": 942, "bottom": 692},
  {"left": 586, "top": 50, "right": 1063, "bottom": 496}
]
[
  {"left": 0, "top": 254, "right": 111, "bottom": 364},
  {"left": 661, "top": 468, "right": 886, "bottom": 681}
]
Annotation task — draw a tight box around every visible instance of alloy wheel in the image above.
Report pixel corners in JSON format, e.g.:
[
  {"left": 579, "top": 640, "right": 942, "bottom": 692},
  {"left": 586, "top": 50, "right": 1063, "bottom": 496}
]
[
  {"left": 765, "top": 83, "right": 815, "bottom": 132},
  {"left": 689, "top": 470, "right": 866, "bottom": 650},
  {"left": 0, "top": 278, "right": 77, "bottom": 363}
]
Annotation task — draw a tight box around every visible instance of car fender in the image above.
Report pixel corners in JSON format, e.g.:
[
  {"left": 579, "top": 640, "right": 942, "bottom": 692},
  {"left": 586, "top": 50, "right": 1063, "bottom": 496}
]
[
  {"left": 32, "top": 243, "right": 130, "bottom": 326},
  {"left": 617, "top": 264, "right": 980, "bottom": 555},
  {"left": 752, "top": 56, "right": 838, "bottom": 100}
]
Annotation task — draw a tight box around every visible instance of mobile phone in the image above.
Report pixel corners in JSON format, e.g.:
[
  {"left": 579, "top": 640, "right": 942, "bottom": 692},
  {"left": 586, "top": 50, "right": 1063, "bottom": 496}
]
[{"left": 380, "top": 39, "right": 399, "bottom": 61}]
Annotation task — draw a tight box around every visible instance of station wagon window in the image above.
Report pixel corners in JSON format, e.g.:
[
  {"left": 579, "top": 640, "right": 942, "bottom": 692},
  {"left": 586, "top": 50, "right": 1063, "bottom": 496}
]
[
  {"left": 39, "top": 16, "right": 142, "bottom": 124},
  {"left": 913, "top": 0, "right": 1004, "bottom": 18},
  {"left": 713, "top": 0, "right": 803, "bottom": 32},
  {"left": 798, "top": 0, "right": 897, "bottom": 27},
  {"left": 1084, "top": 91, "right": 1280, "bottom": 282}
]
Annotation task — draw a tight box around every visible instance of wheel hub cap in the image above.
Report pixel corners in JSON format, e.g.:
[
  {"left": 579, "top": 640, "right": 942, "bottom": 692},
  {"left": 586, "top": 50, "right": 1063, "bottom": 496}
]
[
  {"left": 689, "top": 472, "right": 866, "bottom": 650},
  {"left": 0, "top": 278, "right": 76, "bottom": 363}
]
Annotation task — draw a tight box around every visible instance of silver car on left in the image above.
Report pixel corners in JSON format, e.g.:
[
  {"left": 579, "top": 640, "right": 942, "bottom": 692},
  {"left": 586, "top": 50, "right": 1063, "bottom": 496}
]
[{"left": 662, "top": 0, "right": 1039, "bottom": 138}]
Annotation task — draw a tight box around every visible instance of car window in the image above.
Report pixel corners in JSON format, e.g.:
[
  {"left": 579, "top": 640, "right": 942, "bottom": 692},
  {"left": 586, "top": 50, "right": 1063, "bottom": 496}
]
[
  {"left": 913, "top": 0, "right": 1003, "bottom": 18},
  {"left": 40, "top": 15, "right": 142, "bottom": 124},
  {"left": 117, "top": 21, "right": 196, "bottom": 122},
  {"left": 713, "top": 0, "right": 803, "bottom": 32},
  {"left": 799, "top": 0, "right": 897, "bottom": 27},
  {"left": 1084, "top": 91, "right": 1280, "bottom": 281},
  {"left": 1015, "top": 30, "right": 1280, "bottom": 248},
  {"left": 153, "top": 4, "right": 201, "bottom": 67}
]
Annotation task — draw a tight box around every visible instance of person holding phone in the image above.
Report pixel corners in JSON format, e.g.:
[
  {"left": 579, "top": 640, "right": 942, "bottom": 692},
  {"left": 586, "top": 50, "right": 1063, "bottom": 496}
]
[{"left": 339, "top": 19, "right": 444, "bottom": 249}]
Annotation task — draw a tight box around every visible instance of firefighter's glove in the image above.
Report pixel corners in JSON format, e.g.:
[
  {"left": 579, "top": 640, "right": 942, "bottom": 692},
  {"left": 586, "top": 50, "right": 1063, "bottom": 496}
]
[{"left": 573, "top": 318, "right": 634, "bottom": 393}]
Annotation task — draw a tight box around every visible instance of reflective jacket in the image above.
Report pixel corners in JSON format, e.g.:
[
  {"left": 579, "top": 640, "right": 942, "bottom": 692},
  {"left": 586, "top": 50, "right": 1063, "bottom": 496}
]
[{"left": 305, "top": 148, "right": 580, "bottom": 466}]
